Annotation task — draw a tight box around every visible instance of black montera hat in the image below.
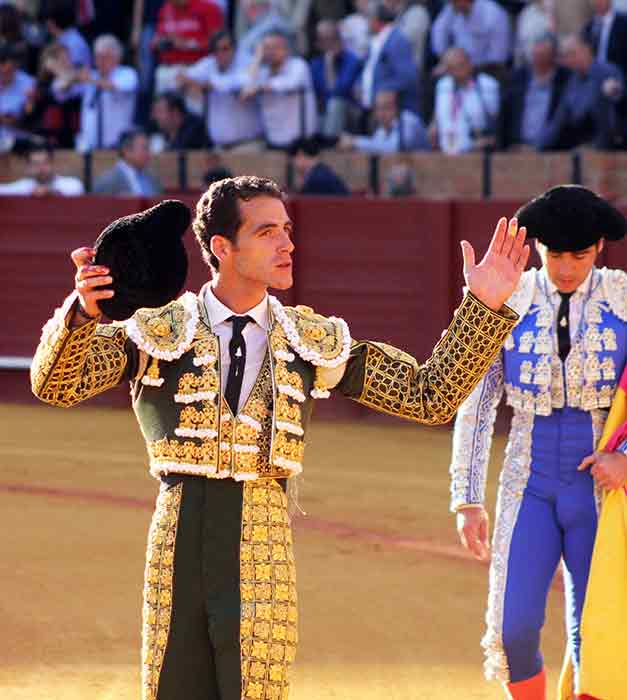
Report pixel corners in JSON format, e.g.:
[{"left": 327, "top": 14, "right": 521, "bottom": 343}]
[
  {"left": 515, "top": 185, "right": 626, "bottom": 252},
  {"left": 94, "top": 199, "right": 190, "bottom": 321}
]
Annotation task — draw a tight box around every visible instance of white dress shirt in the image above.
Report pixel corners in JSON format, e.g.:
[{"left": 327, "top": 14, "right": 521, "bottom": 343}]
[
  {"left": 0, "top": 175, "right": 84, "bottom": 196},
  {"left": 434, "top": 73, "right": 499, "bottom": 154},
  {"left": 54, "top": 66, "right": 138, "bottom": 150},
  {"left": 431, "top": 0, "right": 511, "bottom": 66},
  {"left": 248, "top": 57, "right": 317, "bottom": 147},
  {"left": 203, "top": 285, "right": 270, "bottom": 414},
  {"left": 542, "top": 267, "right": 594, "bottom": 342},
  {"left": 597, "top": 10, "right": 616, "bottom": 62},
  {"left": 185, "top": 56, "right": 262, "bottom": 146},
  {"left": 361, "top": 24, "right": 393, "bottom": 108}
]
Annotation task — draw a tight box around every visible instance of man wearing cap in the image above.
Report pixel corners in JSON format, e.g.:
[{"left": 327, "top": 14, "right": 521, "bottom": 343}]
[
  {"left": 30, "top": 176, "right": 528, "bottom": 700},
  {"left": 449, "top": 185, "right": 627, "bottom": 700}
]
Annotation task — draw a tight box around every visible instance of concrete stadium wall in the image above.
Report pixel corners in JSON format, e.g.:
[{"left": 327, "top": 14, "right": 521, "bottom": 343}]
[{"left": 5, "top": 195, "right": 627, "bottom": 409}]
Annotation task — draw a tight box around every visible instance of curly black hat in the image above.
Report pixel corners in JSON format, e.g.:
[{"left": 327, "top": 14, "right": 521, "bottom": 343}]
[
  {"left": 94, "top": 199, "right": 190, "bottom": 321},
  {"left": 515, "top": 185, "right": 626, "bottom": 252}
]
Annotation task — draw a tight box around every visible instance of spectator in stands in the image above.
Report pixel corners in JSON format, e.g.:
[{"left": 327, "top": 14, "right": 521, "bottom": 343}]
[
  {"left": 431, "top": 0, "right": 511, "bottom": 73},
  {"left": 384, "top": 0, "right": 431, "bottom": 73},
  {"left": 0, "top": 143, "right": 84, "bottom": 195},
  {"left": 25, "top": 41, "right": 81, "bottom": 148},
  {"left": 499, "top": 33, "right": 571, "bottom": 150},
  {"left": 360, "top": 3, "right": 420, "bottom": 117},
  {"left": 290, "top": 136, "right": 349, "bottom": 195},
  {"left": 202, "top": 151, "right": 233, "bottom": 186},
  {"left": 340, "top": 89, "right": 429, "bottom": 153},
  {"left": 339, "top": 0, "right": 371, "bottom": 58},
  {"left": 55, "top": 34, "right": 138, "bottom": 150},
  {"left": 0, "top": 5, "right": 29, "bottom": 67},
  {"left": 150, "top": 91, "right": 207, "bottom": 149},
  {"left": 178, "top": 30, "right": 263, "bottom": 148},
  {"left": 151, "top": 0, "right": 223, "bottom": 99},
  {"left": 44, "top": 0, "right": 92, "bottom": 68},
  {"left": 242, "top": 30, "right": 317, "bottom": 149},
  {"left": 583, "top": 0, "right": 627, "bottom": 79},
  {"left": 93, "top": 128, "right": 163, "bottom": 195},
  {"left": 0, "top": 41, "right": 35, "bottom": 151},
  {"left": 384, "top": 162, "right": 417, "bottom": 196},
  {"left": 538, "top": 34, "right": 624, "bottom": 149},
  {"left": 515, "top": 0, "right": 554, "bottom": 66},
  {"left": 310, "top": 19, "right": 362, "bottom": 139},
  {"left": 236, "top": 0, "right": 295, "bottom": 68},
  {"left": 429, "top": 46, "right": 500, "bottom": 154}
]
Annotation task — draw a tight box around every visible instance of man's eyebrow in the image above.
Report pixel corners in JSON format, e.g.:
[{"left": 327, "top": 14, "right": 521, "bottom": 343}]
[{"left": 251, "top": 220, "right": 293, "bottom": 234}]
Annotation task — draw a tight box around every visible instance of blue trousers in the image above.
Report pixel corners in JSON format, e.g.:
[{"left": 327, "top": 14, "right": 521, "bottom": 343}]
[{"left": 502, "top": 469, "right": 598, "bottom": 683}]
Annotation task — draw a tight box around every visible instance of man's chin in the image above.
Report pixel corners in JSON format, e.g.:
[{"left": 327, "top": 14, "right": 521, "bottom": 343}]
[{"left": 270, "top": 274, "right": 293, "bottom": 290}]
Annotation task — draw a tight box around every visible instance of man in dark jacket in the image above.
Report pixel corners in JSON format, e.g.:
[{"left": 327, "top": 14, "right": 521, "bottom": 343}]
[
  {"left": 310, "top": 19, "right": 362, "bottom": 138},
  {"left": 151, "top": 91, "right": 208, "bottom": 149},
  {"left": 290, "top": 137, "right": 349, "bottom": 195},
  {"left": 498, "top": 33, "right": 570, "bottom": 150}
]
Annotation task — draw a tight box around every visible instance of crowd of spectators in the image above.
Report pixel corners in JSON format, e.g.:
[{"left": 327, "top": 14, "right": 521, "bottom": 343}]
[{"left": 4, "top": 0, "right": 627, "bottom": 196}]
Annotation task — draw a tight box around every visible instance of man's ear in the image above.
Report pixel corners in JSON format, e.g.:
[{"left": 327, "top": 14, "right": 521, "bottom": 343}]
[{"left": 210, "top": 235, "right": 230, "bottom": 264}]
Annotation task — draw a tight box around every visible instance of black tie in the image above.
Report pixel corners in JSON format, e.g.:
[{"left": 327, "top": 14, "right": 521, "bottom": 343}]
[
  {"left": 590, "top": 18, "right": 602, "bottom": 55},
  {"left": 224, "top": 315, "right": 252, "bottom": 415},
  {"left": 557, "top": 292, "right": 573, "bottom": 362}
]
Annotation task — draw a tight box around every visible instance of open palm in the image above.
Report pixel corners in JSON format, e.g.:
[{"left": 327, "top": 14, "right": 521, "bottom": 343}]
[{"left": 462, "top": 218, "right": 530, "bottom": 311}]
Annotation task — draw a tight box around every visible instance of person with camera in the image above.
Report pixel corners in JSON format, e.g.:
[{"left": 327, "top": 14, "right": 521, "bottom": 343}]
[{"left": 428, "top": 46, "right": 499, "bottom": 154}]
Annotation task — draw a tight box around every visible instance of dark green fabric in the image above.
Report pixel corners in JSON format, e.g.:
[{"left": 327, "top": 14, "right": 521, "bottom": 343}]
[{"left": 156, "top": 477, "right": 244, "bottom": 700}]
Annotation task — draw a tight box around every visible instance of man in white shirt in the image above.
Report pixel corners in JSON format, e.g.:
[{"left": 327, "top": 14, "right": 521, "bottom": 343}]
[
  {"left": 54, "top": 35, "right": 138, "bottom": 151},
  {"left": 0, "top": 145, "right": 84, "bottom": 196},
  {"left": 93, "top": 129, "right": 163, "bottom": 195},
  {"left": 242, "top": 31, "right": 316, "bottom": 148},
  {"left": 178, "top": 31, "right": 263, "bottom": 148},
  {"left": 340, "top": 89, "right": 429, "bottom": 153},
  {"left": 431, "top": 0, "right": 512, "bottom": 71},
  {"left": 430, "top": 47, "right": 500, "bottom": 154}
]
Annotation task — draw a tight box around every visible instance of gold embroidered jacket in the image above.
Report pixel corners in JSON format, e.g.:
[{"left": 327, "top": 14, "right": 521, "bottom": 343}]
[{"left": 31, "top": 290, "right": 517, "bottom": 480}]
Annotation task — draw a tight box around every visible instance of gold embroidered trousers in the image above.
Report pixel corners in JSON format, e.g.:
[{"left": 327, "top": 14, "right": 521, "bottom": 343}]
[{"left": 142, "top": 475, "right": 297, "bottom": 700}]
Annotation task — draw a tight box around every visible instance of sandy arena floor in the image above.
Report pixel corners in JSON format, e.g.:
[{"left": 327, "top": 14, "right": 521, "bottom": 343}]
[{"left": 0, "top": 402, "right": 567, "bottom": 700}]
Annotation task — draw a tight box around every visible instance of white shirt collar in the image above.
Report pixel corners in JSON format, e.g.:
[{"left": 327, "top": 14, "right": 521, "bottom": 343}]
[
  {"left": 371, "top": 24, "right": 393, "bottom": 52},
  {"left": 203, "top": 283, "right": 270, "bottom": 331},
  {"left": 543, "top": 267, "right": 594, "bottom": 299},
  {"left": 601, "top": 9, "right": 616, "bottom": 25}
]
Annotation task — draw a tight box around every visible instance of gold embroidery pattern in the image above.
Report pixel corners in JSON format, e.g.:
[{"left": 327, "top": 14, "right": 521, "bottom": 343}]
[
  {"left": 148, "top": 437, "right": 218, "bottom": 476},
  {"left": 142, "top": 482, "right": 183, "bottom": 700},
  {"left": 233, "top": 357, "right": 287, "bottom": 479},
  {"left": 356, "top": 293, "right": 517, "bottom": 425},
  {"left": 241, "top": 480, "right": 298, "bottom": 700},
  {"left": 31, "top": 313, "right": 128, "bottom": 407}
]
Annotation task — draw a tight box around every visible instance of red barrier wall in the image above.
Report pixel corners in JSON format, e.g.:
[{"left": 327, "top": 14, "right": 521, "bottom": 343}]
[{"left": 5, "top": 195, "right": 627, "bottom": 408}]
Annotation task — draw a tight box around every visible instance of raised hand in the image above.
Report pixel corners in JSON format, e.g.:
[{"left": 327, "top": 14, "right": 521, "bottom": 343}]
[
  {"left": 462, "top": 218, "right": 530, "bottom": 312},
  {"left": 71, "top": 246, "right": 114, "bottom": 320}
]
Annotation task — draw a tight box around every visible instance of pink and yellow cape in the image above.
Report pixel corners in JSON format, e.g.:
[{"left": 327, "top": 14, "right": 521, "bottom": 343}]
[{"left": 559, "top": 368, "right": 627, "bottom": 700}]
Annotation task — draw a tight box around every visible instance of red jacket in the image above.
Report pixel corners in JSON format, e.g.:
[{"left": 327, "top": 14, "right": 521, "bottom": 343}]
[{"left": 155, "top": 0, "right": 223, "bottom": 65}]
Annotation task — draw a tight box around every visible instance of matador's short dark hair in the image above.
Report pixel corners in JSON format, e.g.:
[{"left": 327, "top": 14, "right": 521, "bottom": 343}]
[{"left": 192, "top": 175, "right": 285, "bottom": 273}]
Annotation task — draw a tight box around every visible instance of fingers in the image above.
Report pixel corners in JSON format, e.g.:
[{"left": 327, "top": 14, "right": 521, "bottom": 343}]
[
  {"left": 71, "top": 246, "right": 96, "bottom": 270},
  {"left": 459, "top": 522, "right": 488, "bottom": 561},
  {"left": 76, "top": 274, "right": 112, "bottom": 291},
  {"left": 487, "top": 217, "right": 508, "bottom": 256},
  {"left": 578, "top": 454, "right": 597, "bottom": 471},
  {"left": 461, "top": 240, "right": 475, "bottom": 275},
  {"left": 516, "top": 242, "right": 531, "bottom": 273},
  {"left": 510, "top": 225, "right": 527, "bottom": 264},
  {"left": 500, "top": 218, "right": 519, "bottom": 258}
]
